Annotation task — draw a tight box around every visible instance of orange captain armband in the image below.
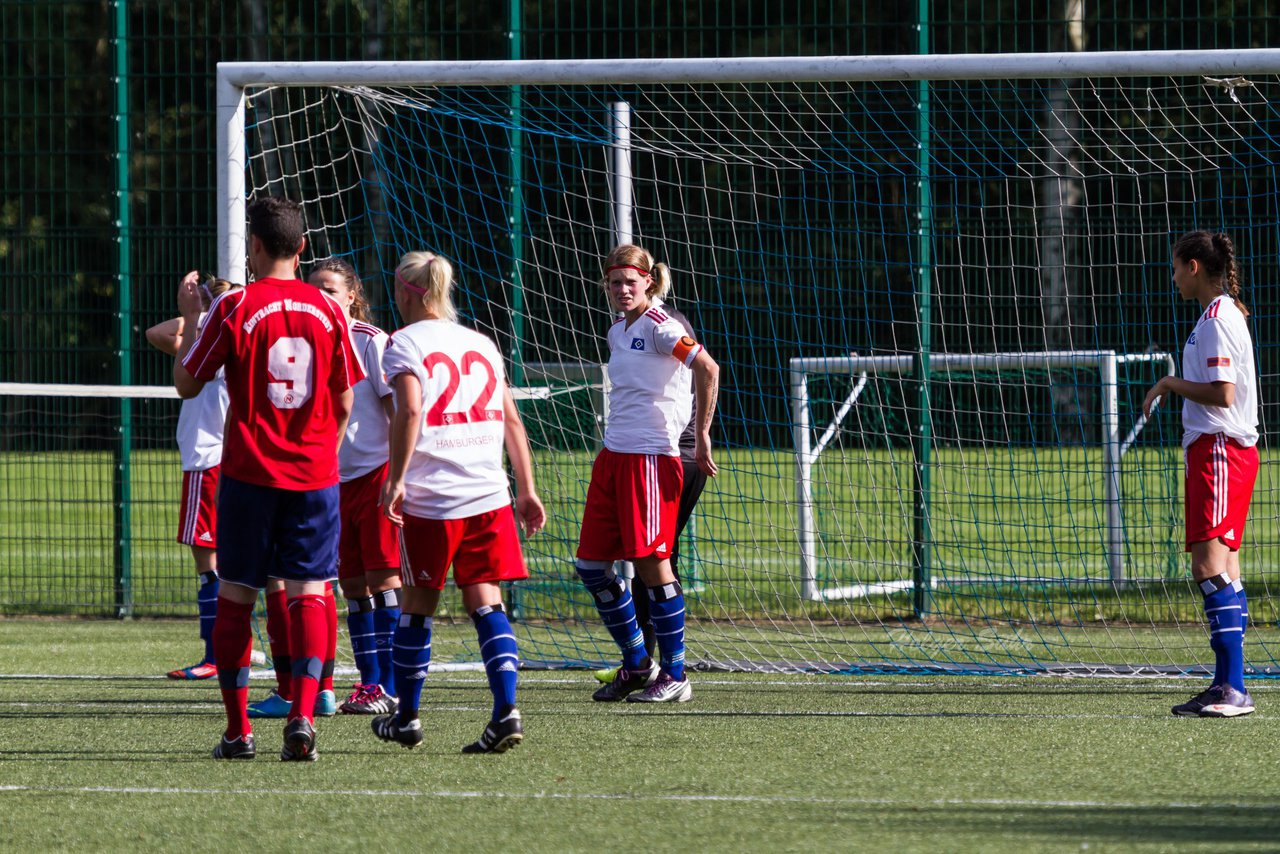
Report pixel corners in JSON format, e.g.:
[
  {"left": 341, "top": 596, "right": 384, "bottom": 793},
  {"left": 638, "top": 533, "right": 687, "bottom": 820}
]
[{"left": 672, "top": 335, "right": 700, "bottom": 363}]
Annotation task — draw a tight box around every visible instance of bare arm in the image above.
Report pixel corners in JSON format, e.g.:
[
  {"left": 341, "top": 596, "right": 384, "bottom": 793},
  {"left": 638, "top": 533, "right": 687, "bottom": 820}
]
[
  {"left": 380, "top": 373, "right": 422, "bottom": 526},
  {"left": 1143, "top": 376, "right": 1234, "bottom": 417},
  {"left": 145, "top": 317, "right": 184, "bottom": 356},
  {"left": 690, "top": 349, "right": 720, "bottom": 476},
  {"left": 502, "top": 385, "right": 545, "bottom": 535},
  {"left": 173, "top": 273, "right": 207, "bottom": 399}
]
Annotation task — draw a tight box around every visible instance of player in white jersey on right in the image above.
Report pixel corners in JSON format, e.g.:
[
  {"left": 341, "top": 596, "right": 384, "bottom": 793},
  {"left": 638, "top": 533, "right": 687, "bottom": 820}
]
[
  {"left": 309, "top": 258, "right": 403, "bottom": 716},
  {"left": 1143, "top": 230, "right": 1260, "bottom": 718},
  {"left": 578, "top": 243, "right": 720, "bottom": 704},
  {"left": 146, "top": 271, "right": 244, "bottom": 679},
  {"left": 373, "top": 251, "right": 545, "bottom": 753}
]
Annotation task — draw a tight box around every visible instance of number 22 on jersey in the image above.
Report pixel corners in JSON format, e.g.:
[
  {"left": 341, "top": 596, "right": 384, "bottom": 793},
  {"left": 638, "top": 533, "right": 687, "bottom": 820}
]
[{"left": 422, "top": 350, "right": 503, "bottom": 427}]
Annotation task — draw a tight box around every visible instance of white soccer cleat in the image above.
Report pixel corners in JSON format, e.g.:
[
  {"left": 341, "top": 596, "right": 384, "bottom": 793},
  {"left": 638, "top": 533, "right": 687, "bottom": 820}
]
[{"left": 626, "top": 672, "right": 692, "bottom": 703}]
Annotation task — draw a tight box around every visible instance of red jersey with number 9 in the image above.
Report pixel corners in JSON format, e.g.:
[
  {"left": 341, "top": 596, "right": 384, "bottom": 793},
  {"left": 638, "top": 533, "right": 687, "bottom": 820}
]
[
  {"left": 182, "top": 277, "right": 363, "bottom": 490},
  {"left": 382, "top": 319, "right": 510, "bottom": 520}
]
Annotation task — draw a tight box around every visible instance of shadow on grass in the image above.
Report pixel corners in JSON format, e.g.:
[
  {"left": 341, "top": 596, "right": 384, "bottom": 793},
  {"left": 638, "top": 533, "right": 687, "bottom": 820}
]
[{"left": 884, "top": 803, "right": 1280, "bottom": 845}]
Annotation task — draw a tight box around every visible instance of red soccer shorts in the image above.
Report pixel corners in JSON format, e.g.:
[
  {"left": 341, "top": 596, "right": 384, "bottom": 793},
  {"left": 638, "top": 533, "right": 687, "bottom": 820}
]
[
  {"left": 576, "top": 448, "right": 684, "bottom": 562},
  {"left": 338, "top": 463, "right": 401, "bottom": 579},
  {"left": 400, "top": 505, "right": 528, "bottom": 590},
  {"left": 177, "top": 466, "right": 219, "bottom": 548},
  {"left": 1185, "top": 432, "right": 1259, "bottom": 552}
]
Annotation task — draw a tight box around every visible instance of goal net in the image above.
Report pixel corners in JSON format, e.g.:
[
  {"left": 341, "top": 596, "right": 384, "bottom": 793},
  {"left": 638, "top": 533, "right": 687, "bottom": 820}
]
[{"left": 196, "top": 55, "right": 1280, "bottom": 673}]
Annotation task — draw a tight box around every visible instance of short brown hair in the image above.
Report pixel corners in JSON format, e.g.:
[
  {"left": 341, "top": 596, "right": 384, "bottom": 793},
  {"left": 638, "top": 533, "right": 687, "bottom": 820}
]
[{"left": 247, "top": 197, "right": 305, "bottom": 259}]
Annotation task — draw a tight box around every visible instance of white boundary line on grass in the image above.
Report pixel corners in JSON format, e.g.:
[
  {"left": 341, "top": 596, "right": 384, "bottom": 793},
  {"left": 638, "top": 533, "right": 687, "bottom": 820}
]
[{"left": 0, "top": 784, "right": 1276, "bottom": 812}]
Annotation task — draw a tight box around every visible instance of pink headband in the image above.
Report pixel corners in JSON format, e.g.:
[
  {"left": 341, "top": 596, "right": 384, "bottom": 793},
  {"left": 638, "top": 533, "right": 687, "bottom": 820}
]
[
  {"left": 395, "top": 269, "right": 428, "bottom": 295},
  {"left": 606, "top": 264, "right": 650, "bottom": 277}
]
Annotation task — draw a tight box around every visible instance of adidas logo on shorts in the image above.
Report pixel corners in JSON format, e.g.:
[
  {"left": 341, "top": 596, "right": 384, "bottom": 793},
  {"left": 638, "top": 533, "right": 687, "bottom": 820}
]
[{"left": 198, "top": 532, "right": 213, "bottom": 543}]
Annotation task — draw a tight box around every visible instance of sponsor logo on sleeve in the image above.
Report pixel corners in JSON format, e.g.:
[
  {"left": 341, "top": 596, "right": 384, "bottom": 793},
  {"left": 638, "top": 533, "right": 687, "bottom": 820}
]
[{"left": 1207, "top": 356, "right": 1231, "bottom": 367}]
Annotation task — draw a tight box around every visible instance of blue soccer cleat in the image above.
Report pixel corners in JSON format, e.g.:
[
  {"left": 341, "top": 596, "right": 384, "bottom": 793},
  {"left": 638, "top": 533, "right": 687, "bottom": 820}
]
[
  {"left": 247, "top": 689, "right": 291, "bottom": 719},
  {"left": 314, "top": 689, "right": 337, "bottom": 717}
]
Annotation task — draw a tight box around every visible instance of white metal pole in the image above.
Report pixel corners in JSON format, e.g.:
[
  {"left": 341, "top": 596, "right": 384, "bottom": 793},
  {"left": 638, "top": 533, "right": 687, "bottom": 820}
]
[
  {"left": 1100, "top": 353, "right": 1124, "bottom": 582},
  {"left": 216, "top": 71, "right": 248, "bottom": 284},
  {"left": 792, "top": 366, "right": 819, "bottom": 601},
  {"left": 611, "top": 102, "right": 633, "bottom": 246}
]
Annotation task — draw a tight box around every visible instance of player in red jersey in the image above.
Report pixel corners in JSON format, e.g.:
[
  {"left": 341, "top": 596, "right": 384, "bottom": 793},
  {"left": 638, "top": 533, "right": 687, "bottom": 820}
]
[
  {"left": 577, "top": 244, "right": 719, "bottom": 704},
  {"left": 310, "top": 257, "right": 403, "bottom": 716},
  {"left": 1144, "top": 231, "right": 1260, "bottom": 718},
  {"left": 146, "top": 272, "right": 246, "bottom": 680},
  {"left": 371, "top": 251, "right": 544, "bottom": 754},
  {"left": 176, "top": 196, "right": 362, "bottom": 761}
]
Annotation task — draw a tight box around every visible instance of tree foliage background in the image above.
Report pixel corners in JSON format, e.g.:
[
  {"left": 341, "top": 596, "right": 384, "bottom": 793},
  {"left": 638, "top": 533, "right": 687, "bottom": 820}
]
[{"left": 4, "top": 0, "right": 1280, "bottom": 445}]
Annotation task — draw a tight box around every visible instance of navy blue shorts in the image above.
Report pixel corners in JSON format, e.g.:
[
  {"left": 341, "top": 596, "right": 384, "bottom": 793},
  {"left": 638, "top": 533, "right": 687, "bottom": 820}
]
[{"left": 216, "top": 475, "right": 340, "bottom": 589}]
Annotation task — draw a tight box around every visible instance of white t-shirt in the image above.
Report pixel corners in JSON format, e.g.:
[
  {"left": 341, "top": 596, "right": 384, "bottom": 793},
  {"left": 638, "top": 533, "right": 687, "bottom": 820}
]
[
  {"left": 603, "top": 301, "right": 704, "bottom": 456},
  {"left": 382, "top": 319, "right": 510, "bottom": 519},
  {"left": 176, "top": 311, "right": 228, "bottom": 471},
  {"left": 339, "top": 320, "right": 393, "bottom": 482},
  {"left": 1181, "top": 295, "right": 1259, "bottom": 448}
]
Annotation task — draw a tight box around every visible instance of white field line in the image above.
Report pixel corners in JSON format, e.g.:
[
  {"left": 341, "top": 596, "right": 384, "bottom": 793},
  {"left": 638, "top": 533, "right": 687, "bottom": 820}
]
[
  {"left": 0, "top": 784, "right": 1276, "bottom": 812},
  {"left": 0, "top": 673, "right": 1230, "bottom": 689}
]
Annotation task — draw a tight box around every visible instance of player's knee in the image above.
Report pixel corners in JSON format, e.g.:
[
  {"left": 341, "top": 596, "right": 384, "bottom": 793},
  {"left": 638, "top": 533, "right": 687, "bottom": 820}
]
[{"left": 574, "top": 559, "right": 616, "bottom": 592}]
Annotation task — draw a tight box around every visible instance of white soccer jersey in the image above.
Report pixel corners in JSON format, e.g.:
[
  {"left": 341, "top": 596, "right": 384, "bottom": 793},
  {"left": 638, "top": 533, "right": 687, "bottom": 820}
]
[
  {"left": 382, "top": 319, "right": 510, "bottom": 519},
  {"left": 603, "top": 301, "right": 704, "bottom": 456},
  {"left": 339, "top": 320, "right": 394, "bottom": 482},
  {"left": 176, "top": 312, "right": 228, "bottom": 471},
  {"left": 1181, "top": 295, "right": 1259, "bottom": 448}
]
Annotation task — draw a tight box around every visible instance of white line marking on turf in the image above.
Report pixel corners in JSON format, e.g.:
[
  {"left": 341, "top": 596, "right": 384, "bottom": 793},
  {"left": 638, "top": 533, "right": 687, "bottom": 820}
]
[{"left": 0, "top": 785, "right": 1276, "bottom": 812}]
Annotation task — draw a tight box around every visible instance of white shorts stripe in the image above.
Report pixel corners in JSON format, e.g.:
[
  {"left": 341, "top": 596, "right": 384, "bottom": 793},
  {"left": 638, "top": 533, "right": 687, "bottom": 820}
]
[
  {"left": 181, "top": 470, "right": 202, "bottom": 545},
  {"left": 1211, "top": 434, "right": 1227, "bottom": 527}
]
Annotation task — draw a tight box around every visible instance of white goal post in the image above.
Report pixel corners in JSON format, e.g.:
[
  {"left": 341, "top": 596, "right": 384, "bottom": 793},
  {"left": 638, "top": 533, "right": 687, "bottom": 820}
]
[{"left": 789, "top": 350, "right": 1175, "bottom": 601}]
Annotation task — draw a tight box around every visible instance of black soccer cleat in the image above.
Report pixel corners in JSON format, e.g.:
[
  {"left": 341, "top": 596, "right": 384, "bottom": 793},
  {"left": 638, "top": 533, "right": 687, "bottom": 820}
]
[
  {"left": 462, "top": 708, "right": 523, "bottom": 754},
  {"left": 280, "top": 717, "right": 318, "bottom": 762},
  {"left": 212, "top": 733, "right": 256, "bottom": 760},
  {"left": 371, "top": 714, "right": 423, "bottom": 749},
  {"left": 591, "top": 660, "right": 659, "bottom": 702}
]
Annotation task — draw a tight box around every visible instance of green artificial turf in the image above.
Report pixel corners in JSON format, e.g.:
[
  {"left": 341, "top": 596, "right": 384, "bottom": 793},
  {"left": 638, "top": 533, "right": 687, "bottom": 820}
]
[{"left": 1, "top": 619, "right": 1278, "bottom": 852}]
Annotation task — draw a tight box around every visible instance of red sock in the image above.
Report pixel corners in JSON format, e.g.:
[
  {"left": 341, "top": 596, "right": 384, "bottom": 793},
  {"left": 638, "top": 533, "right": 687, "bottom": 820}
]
[
  {"left": 265, "top": 587, "right": 292, "bottom": 700},
  {"left": 212, "top": 597, "right": 255, "bottom": 740},
  {"left": 322, "top": 584, "right": 337, "bottom": 693},
  {"left": 287, "top": 594, "right": 328, "bottom": 722}
]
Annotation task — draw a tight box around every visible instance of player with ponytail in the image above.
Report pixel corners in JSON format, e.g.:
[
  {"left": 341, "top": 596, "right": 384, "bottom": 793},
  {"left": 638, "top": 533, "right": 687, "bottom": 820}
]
[{"left": 1143, "top": 229, "right": 1260, "bottom": 718}]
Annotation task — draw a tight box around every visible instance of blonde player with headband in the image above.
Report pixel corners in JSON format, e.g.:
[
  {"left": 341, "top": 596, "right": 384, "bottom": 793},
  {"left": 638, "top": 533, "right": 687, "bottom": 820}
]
[
  {"left": 1143, "top": 230, "right": 1260, "bottom": 718},
  {"left": 373, "top": 251, "right": 545, "bottom": 753},
  {"left": 146, "top": 271, "right": 245, "bottom": 680},
  {"left": 577, "top": 244, "right": 719, "bottom": 704}
]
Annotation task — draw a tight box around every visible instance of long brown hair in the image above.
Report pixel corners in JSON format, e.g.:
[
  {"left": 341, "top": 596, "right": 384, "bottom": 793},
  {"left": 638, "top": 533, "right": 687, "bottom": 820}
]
[
  {"left": 310, "top": 257, "right": 370, "bottom": 322},
  {"left": 1173, "top": 230, "right": 1246, "bottom": 316}
]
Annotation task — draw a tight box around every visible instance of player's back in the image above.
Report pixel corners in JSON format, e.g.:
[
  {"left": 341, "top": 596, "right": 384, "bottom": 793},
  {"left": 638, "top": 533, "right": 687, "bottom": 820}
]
[
  {"left": 183, "top": 276, "right": 360, "bottom": 490},
  {"left": 382, "top": 319, "right": 510, "bottom": 519}
]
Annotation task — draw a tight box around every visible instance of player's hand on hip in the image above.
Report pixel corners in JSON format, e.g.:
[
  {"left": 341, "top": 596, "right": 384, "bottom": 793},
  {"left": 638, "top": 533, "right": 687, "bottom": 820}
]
[
  {"left": 380, "top": 479, "right": 406, "bottom": 526},
  {"left": 516, "top": 493, "right": 545, "bottom": 536}
]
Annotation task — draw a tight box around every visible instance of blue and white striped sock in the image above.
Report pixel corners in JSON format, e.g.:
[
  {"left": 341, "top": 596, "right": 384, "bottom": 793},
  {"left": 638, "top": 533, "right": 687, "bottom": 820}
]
[
  {"left": 345, "top": 596, "right": 378, "bottom": 687},
  {"left": 372, "top": 588, "right": 402, "bottom": 697},
  {"left": 197, "top": 571, "right": 219, "bottom": 663},
  {"left": 473, "top": 604, "right": 519, "bottom": 719},
  {"left": 1202, "top": 574, "right": 1244, "bottom": 693},
  {"left": 648, "top": 581, "right": 687, "bottom": 682},
  {"left": 576, "top": 560, "right": 646, "bottom": 670},
  {"left": 393, "top": 613, "right": 432, "bottom": 725}
]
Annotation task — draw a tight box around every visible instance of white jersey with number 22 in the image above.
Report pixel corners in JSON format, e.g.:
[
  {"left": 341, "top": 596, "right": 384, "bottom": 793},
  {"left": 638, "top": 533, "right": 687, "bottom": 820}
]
[{"left": 382, "top": 319, "right": 510, "bottom": 520}]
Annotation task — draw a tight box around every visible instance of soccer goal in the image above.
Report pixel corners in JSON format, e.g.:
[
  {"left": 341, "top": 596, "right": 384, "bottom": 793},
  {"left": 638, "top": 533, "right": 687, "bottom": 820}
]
[{"left": 198, "top": 51, "right": 1280, "bottom": 675}]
